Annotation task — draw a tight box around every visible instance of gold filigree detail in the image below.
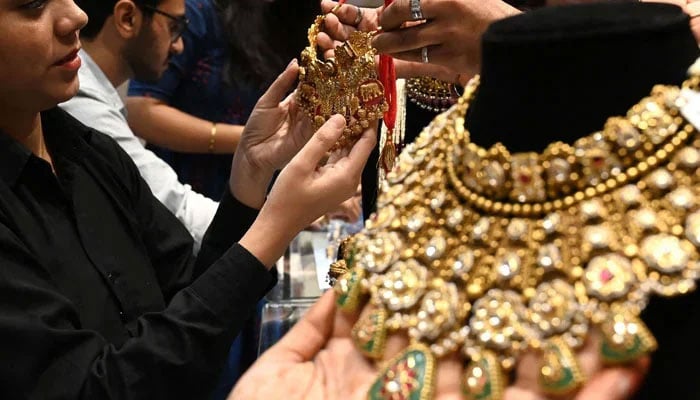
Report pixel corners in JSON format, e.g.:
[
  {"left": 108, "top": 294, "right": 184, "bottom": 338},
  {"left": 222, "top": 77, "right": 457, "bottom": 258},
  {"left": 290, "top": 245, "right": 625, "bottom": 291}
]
[
  {"left": 297, "top": 15, "right": 387, "bottom": 151},
  {"left": 334, "top": 63, "right": 700, "bottom": 399}
]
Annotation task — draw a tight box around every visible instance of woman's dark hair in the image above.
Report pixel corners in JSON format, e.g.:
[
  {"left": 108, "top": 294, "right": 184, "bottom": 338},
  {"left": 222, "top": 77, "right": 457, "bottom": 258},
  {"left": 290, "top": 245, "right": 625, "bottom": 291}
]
[{"left": 214, "top": 0, "right": 320, "bottom": 90}]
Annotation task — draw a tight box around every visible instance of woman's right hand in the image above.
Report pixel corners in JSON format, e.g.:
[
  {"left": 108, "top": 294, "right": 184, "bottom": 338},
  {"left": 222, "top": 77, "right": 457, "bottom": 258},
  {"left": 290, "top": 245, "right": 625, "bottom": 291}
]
[{"left": 239, "top": 116, "right": 377, "bottom": 267}]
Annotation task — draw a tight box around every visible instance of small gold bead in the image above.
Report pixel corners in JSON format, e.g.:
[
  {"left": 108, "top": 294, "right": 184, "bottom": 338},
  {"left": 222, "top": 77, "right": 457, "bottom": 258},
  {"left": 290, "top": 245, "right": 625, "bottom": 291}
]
[
  {"left": 532, "top": 203, "right": 543, "bottom": 215},
  {"left": 564, "top": 196, "right": 575, "bottom": 207},
  {"left": 584, "top": 187, "right": 597, "bottom": 198},
  {"left": 543, "top": 202, "right": 553, "bottom": 213},
  {"left": 492, "top": 202, "right": 503, "bottom": 213},
  {"left": 503, "top": 203, "right": 513, "bottom": 214},
  {"left": 512, "top": 204, "right": 522, "bottom": 214}
]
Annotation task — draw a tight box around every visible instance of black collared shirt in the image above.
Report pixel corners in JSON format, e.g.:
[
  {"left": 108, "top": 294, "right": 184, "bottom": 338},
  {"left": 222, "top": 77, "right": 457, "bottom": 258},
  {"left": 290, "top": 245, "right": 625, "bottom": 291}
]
[{"left": 0, "top": 108, "right": 275, "bottom": 399}]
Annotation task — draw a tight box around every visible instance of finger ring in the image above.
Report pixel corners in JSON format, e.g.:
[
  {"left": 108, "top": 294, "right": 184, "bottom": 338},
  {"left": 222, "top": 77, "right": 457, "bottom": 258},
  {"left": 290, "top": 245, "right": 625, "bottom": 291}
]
[
  {"left": 421, "top": 46, "right": 429, "bottom": 63},
  {"left": 353, "top": 5, "right": 364, "bottom": 26},
  {"left": 410, "top": 0, "right": 424, "bottom": 20}
]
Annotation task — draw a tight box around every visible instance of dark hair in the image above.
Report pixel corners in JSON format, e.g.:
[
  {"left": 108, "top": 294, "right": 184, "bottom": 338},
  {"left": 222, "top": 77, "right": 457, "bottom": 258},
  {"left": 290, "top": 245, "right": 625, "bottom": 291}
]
[
  {"left": 77, "top": 0, "right": 161, "bottom": 40},
  {"left": 214, "top": 0, "right": 320, "bottom": 90}
]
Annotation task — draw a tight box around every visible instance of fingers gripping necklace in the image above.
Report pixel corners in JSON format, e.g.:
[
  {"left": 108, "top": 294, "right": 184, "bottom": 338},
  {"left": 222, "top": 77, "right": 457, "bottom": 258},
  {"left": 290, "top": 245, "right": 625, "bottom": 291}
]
[
  {"left": 330, "top": 61, "right": 700, "bottom": 399},
  {"left": 296, "top": 0, "right": 399, "bottom": 172}
]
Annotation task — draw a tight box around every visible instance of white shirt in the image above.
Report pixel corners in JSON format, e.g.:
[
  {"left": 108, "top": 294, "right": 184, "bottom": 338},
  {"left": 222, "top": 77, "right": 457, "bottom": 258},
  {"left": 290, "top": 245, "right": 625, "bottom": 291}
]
[{"left": 60, "top": 50, "right": 218, "bottom": 254}]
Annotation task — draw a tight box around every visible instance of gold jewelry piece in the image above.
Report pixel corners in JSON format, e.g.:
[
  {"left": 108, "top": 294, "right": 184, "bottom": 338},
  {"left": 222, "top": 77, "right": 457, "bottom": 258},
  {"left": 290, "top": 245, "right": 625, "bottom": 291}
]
[
  {"left": 297, "top": 15, "right": 388, "bottom": 152},
  {"left": 333, "top": 64, "right": 700, "bottom": 399},
  {"left": 407, "top": 77, "right": 460, "bottom": 113},
  {"left": 208, "top": 122, "right": 217, "bottom": 153}
]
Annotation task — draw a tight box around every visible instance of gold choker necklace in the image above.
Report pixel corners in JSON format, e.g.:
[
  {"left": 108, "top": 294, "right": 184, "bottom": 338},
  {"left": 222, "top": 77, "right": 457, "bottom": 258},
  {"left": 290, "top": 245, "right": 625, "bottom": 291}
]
[{"left": 331, "top": 67, "right": 700, "bottom": 399}]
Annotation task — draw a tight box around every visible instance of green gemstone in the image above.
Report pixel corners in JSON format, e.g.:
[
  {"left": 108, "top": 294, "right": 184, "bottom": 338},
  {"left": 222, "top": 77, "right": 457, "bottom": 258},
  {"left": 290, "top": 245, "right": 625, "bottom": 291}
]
[
  {"left": 346, "top": 247, "right": 357, "bottom": 269},
  {"left": 539, "top": 338, "right": 582, "bottom": 395},
  {"left": 601, "top": 334, "right": 647, "bottom": 363},
  {"left": 368, "top": 346, "right": 434, "bottom": 400},
  {"left": 353, "top": 307, "right": 387, "bottom": 359},
  {"left": 462, "top": 351, "right": 503, "bottom": 400},
  {"left": 336, "top": 268, "right": 363, "bottom": 311}
]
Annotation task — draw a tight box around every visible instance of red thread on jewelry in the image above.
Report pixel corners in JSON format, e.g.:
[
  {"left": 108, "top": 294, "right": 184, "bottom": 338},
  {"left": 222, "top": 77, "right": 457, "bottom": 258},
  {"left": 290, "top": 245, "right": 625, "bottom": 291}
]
[{"left": 379, "top": 0, "right": 398, "bottom": 173}]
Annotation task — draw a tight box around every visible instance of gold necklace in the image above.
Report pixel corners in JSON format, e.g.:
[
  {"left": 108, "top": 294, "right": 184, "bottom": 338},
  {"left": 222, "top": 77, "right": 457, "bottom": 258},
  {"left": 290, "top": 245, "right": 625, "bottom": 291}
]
[
  {"left": 331, "top": 66, "right": 700, "bottom": 400},
  {"left": 406, "top": 76, "right": 460, "bottom": 113},
  {"left": 296, "top": 15, "right": 388, "bottom": 152}
]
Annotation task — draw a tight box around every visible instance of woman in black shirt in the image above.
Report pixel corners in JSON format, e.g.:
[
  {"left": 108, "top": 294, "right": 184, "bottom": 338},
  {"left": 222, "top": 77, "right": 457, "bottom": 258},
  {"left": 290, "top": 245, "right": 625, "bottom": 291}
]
[{"left": 0, "top": 0, "right": 374, "bottom": 398}]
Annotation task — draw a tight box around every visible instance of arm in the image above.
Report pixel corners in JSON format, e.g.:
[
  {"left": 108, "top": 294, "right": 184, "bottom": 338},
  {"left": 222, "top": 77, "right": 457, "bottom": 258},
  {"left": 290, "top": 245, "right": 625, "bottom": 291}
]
[
  {"left": 125, "top": 96, "right": 244, "bottom": 154},
  {"left": 60, "top": 91, "right": 218, "bottom": 254},
  {"left": 124, "top": 0, "right": 243, "bottom": 154},
  {"left": 0, "top": 218, "right": 274, "bottom": 400}
]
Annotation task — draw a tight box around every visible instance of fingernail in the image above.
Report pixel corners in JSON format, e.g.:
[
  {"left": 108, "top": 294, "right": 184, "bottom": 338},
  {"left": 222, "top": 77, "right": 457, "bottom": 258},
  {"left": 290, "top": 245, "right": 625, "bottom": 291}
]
[
  {"left": 287, "top": 58, "right": 298, "bottom": 68},
  {"left": 616, "top": 373, "right": 634, "bottom": 398},
  {"left": 330, "top": 114, "right": 346, "bottom": 128}
]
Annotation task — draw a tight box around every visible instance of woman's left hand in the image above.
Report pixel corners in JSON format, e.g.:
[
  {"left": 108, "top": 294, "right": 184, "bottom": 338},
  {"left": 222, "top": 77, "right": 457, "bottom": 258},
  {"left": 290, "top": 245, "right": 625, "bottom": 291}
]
[{"left": 229, "top": 59, "right": 314, "bottom": 208}]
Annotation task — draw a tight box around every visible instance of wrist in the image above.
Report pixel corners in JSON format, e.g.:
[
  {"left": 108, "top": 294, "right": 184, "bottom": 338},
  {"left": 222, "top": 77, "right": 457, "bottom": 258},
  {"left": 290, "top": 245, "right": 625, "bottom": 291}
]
[
  {"left": 239, "top": 206, "right": 301, "bottom": 268},
  {"left": 230, "top": 153, "right": 274, "bottom": 209}
]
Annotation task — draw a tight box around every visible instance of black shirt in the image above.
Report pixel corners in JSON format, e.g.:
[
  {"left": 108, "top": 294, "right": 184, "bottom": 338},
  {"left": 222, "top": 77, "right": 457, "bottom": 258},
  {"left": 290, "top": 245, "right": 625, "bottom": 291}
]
[{"left": 0, "top": 108, "right": 275, "bottom": 399}]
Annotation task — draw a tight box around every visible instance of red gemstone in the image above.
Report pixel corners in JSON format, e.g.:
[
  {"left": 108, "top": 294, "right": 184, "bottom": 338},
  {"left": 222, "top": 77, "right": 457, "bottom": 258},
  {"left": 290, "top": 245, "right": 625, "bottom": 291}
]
[
  {"left": 600, "top": 269, "right": 614, "bottom": 283},
  {"left": 592, "top": 157, "right": 605, "bottom": 168},
  {"left": 518, "top": 173, "right": 532, "bottom": 184}
]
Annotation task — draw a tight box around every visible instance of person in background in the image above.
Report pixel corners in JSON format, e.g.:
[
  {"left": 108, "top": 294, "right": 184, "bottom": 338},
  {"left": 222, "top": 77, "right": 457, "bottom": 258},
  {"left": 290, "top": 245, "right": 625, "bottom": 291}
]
[
  {"left": 126, "top": 0, "right": 320, "bottom": 200},
  {"left": 60, "top": 0, "right": 216, "bottom": 254}
]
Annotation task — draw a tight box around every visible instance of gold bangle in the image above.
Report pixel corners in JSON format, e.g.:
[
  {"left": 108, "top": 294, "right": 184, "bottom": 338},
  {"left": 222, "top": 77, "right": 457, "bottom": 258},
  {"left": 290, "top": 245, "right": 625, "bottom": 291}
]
[{"left": 208, "top": 122, "right": 217, "bottom": 153}]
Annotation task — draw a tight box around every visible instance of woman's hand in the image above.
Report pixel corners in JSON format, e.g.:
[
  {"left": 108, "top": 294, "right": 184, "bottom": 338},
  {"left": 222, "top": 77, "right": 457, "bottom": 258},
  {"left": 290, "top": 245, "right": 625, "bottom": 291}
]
[
  {"left": 229, "top": 59, "right": 314, "bottom": 208},
  {"left": 319, "top": 0, "right": 461, "bottom": 82},
  {"left": 318, "top": 0, "right": 520, "bottom": 80},
  {"left": 372, "top": 0, "right": 520, "bottom": 76},
  {"left": 230, "top": 290, "right": 648, "bottom": 400},
  {"left": 238, "top": 116, "right": 377, "bottom": 267}
]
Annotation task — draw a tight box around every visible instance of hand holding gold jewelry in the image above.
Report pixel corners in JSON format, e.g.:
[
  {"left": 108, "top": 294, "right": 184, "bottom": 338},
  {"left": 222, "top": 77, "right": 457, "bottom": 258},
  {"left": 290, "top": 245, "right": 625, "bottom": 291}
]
[
  {"left": 318, "top": 0, "right": 464, "bottom": 83},
  {"left": 371, "top": 0, "right": 521, "bottom": 75},
  {"left": 228, "top": 290, "right": 646, "bottom": 400}
]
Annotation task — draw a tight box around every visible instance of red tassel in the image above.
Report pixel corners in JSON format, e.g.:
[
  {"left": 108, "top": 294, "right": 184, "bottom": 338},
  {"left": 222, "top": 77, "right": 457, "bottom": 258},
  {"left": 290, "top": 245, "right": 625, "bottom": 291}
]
[{"left": 379, "top": 0, "right": 397, "bottom": 174}]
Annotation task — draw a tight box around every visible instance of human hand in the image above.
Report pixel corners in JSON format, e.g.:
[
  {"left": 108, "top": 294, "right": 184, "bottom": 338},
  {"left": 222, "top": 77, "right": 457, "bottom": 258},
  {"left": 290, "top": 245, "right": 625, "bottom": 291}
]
[
  {"left": 230, "top": 290, "right": 648, "bottom": 400},
  {"left": 238, "top": 116, "right": 377, "bottom": 267},
  {"left": 327, "top": 193, "right": 362, "bottom": 223},
  {"left": 371, "top": 0, "right": 520, "bottom": 76},
  {"left": 230, "top": 59, "right": 313, "bottom": 208},
  {"left": 318, "top": 0, "right": 463, "bottom": 82}
]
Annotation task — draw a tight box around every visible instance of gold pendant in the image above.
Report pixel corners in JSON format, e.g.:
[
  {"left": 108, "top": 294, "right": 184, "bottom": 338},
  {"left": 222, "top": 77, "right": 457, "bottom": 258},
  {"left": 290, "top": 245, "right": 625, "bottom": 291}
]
[{"left": 297, "top": 16, "right": 387, "bottom": 152}]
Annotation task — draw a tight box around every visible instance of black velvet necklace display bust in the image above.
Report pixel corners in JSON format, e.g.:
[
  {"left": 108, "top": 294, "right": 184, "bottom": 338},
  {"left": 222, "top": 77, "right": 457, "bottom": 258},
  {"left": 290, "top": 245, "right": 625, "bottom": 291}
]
[{"left": 361, "top": 2, "right": 700, "bottom": 398}]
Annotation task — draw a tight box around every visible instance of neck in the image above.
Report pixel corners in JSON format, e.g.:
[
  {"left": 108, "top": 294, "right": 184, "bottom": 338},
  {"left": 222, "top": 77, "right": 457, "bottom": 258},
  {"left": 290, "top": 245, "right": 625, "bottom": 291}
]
[
  {"left": 81, "top": 29, "right": 131, "bottom": 88},
  {"left": 0, "top": 108, "right": 44, "bottom": 156},
  {"left": 465, "top": 2, "right": 699, "bottom": 153}
]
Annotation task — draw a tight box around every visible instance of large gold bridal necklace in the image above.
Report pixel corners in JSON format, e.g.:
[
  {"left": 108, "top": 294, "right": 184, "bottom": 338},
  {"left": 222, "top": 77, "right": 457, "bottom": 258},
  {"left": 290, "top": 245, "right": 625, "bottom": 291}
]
[{"left": 331, "top": 65, "right": 700, "bottom": 399}]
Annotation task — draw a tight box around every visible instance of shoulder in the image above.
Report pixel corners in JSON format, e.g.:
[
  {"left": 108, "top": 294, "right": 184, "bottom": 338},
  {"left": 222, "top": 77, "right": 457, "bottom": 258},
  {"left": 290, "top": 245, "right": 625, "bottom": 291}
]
[
  {"left": 185, "top": 0, "right": 220, "bottom": 39},
  {"left": 45, "top": 109, "right": 139, "bottom": 179}
]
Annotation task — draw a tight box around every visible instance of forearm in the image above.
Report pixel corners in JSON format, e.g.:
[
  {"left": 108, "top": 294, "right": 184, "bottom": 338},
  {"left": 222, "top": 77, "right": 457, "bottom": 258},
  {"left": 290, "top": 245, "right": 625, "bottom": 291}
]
[{"left": 126, "top": 96, "right": 244, "bottom": 154}]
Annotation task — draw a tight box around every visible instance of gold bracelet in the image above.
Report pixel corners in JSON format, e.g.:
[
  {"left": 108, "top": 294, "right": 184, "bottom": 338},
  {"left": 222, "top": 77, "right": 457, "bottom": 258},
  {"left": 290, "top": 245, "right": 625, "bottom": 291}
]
[{"left": 208, "top": 122, "right": 217, "bottom": 153}]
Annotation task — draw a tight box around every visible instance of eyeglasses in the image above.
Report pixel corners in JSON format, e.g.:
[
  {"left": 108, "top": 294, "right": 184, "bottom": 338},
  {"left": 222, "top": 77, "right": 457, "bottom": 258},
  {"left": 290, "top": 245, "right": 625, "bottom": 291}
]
[{"left": 142, "top": 5, "right": 189, "bottom": 43}]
